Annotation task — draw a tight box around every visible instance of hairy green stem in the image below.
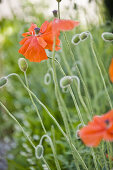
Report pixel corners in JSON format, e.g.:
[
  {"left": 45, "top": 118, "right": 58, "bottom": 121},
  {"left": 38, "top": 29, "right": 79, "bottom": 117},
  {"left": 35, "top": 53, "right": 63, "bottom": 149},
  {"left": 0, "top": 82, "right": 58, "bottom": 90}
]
[
  {"left": 24, "top": 72, "right": 47, "bottom": 134},
  {"left": 0, "top": 101, "right": 35, "bottom": 149},
  {"left": 51, "top": 38, "right": 88, "bottom": 170}
]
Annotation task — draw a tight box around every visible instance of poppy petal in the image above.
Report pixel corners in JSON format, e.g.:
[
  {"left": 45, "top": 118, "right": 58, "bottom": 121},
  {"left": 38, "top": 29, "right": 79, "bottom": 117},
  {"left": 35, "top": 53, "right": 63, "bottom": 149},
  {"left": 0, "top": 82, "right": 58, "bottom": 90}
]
[
  {"left": 18, "top": 37, "right": 32, "bottom": 55},
  {"left": 52, "top": 19, "right": 79, "bottom": 36},
  {"left": 40, "top": 21, "right": 49, "bottom": 33},
  {"left": 109, "top": 58, "right": 113, "bottom": 83},
  {"left": 22, "top": 32, "right": 32, "bottom": 37},
  {"left": 37, "top": 37, "right": 47, "bottom": 48},
  {"left": 28, "top": 23, "right": 37, "bottom": 35},
  {"left": 23, "top": 37, "right": 48, "bottom": 62},
  {"left": 79, "top": 125, "right": 103, "bottom": 147}
]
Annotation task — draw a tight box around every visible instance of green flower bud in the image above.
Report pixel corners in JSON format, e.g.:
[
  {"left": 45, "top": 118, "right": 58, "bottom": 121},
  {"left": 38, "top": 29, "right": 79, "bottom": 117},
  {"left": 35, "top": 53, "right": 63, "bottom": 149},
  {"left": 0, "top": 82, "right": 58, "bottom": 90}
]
[
  {"left": 56, "top": 0, "right": 62, "bottom": 2},
  {"left": 18, "top": 58, "right": 28, "bottom": 72},
  {"left": 44, "top": 73, "right": 51, "bottom": 85},
  {"left": 72, "top": 34, "right": 80, "bottom": 45},
  {"left": 0, "top": 77, "right": 8, "bottom": 88},
  {"left": 80, "top": 32, "right": 89, "bottom": 41},
  {"left": 102, "top": 32, "right": 113, "bottom": 42},
  {"left": 60, "top": 76, "right": 73, "bottom": 88},
  {"left": 35, "top": 145, "right": 44, "bottom": 159}
]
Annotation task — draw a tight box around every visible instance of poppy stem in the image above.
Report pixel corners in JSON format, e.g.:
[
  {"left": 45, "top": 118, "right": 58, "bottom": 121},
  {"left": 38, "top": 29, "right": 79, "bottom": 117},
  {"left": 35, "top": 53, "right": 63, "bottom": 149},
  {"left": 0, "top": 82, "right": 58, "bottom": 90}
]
[
  {"left": 6, "top": 72, "right": 87, "bottom": 169},
  {"left": 0, "top": 100, "right": 52, "bottom": 169},
  {"left": 62, "top": 33, "right": 99, "bottom": 170},
  {"left": 48, "top": 56, "right": 85, "bottom": 124},
  {"left": 58, "top": 2, "right": 60, "bottom": 19},
  {"left": 37, "top": 135, "right": 61, "bottom": 170},
  {"left": 0, "top": 101, "right": 35, "bottom": 149},
  {"left": 63, "top": 32, "right": 93, "bottom": 117},
  {"left": 24, "top": 71, "right": 47, "bottom": 134},
  {"left": 89, "top": 35, "right": 113, "bottom": 109},
  {"left": 51, "top": 38, "right": 88, "bottom": 170},
  {"left": 42, "top": 157, "right": 51, "bottom": 170}
]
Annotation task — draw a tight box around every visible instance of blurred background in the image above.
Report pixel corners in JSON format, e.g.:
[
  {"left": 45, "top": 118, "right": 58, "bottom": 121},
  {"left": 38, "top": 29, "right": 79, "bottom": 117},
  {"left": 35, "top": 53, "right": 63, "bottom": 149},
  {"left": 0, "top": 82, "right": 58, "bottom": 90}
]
[{"left": 0, "top": 0, "right": 113, "bottom": 169}]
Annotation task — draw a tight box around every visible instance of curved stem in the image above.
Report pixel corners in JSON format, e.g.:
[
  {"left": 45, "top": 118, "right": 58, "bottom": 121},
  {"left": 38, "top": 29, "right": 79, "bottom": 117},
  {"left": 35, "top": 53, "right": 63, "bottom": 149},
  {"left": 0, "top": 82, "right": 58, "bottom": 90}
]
[
  {"left": 6, "top": 73, "right": 88, "bottom": 169},
  {"left": 39, "top": 135, "right": 61, "bottom": 170},
  {"left": 90, "top": 37, "right": 112, "bottom": 109},
  {"left": 51, "top": 39, "right": 88, "bottom": 169},
  {"left": 24, "top": 72, "right": 47, "bottom": 134},
  {"left": 0, "top": 101, "right": 35, "bottom": 149},
  {"left": 63, "top": 32, "right": 94, "bottom": 115}
]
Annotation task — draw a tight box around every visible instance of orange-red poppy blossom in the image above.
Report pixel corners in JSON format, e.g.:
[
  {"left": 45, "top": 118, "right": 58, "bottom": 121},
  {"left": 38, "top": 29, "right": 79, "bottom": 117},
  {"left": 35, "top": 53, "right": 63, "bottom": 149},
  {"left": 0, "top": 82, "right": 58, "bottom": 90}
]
[
  {"left": 18, "top": 19, "right": 79, "bottom": 62},
  {"left": 79, "top": 110, "right": 113, "bottom": 147},
  {"left": 109, "top": 58, "right": 113, "bottom": 83}
]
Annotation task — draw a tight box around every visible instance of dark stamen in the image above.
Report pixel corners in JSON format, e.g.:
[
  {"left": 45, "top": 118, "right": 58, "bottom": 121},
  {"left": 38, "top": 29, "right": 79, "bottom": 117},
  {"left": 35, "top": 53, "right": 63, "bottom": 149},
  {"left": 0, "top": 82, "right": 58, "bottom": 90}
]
[
  {"left": 105, "top": 119, "right": 110, "bottom": 126},
  {"left": 34, "top": 27, "right": 40, "bottom": 34}
]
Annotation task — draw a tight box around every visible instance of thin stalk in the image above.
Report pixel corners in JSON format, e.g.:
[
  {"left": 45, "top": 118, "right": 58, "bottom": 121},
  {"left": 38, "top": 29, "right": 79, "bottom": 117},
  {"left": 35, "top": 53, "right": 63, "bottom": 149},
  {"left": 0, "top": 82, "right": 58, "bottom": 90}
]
[
  {"left": 52, "top": 39, "right": 88, "bottom": 170},
  {"left": 58, "top": 2, "right": 60, "bottom": 19},
  {"left": 42, "top": 157, "right": 51, "bottom": 170},
  {"left": 63, "top": 32, "right": 93, "bottom": 115},
  {"left": 0, "top": 101, "right": 51, "bottom": 169},
  {"left": 90, "top": 38, "right": 112, "bottom": 109},
  {"left": 101, "top": 143, "right": 109, "bottom": 170},
  {"left": 6, "top": 73, "right": 88, "bottom": 170},
  {"left": 24, "top": 72, "right": 47, "bottom": 134},
  {"left": 0, "top": 101, "right": 35, "bottom": 149},
  {"left": 39, "top": 135, "right": 61, "bottom": 170}
]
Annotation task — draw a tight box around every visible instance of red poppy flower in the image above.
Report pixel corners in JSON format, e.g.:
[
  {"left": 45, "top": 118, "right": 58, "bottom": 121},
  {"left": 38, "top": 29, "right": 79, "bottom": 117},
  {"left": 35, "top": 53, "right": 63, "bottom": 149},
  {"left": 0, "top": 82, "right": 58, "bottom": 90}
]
[
  {"left": 79, "top": 110, "right": 113, "bottom": 147},
  {"left": 109, "top": 58, "right": 113, "bottom": 83},
  {"left": 19, "top": 19, "right": 79, "bottom": 62}
]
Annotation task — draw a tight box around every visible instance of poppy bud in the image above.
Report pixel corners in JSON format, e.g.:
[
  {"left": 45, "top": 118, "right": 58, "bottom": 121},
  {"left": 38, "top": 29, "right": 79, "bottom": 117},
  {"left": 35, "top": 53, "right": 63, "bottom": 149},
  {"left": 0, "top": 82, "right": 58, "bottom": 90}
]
[
  {"left": 60, "top": 76, "right": 73, "bottom": 88},
  {"left": 52, "top": 10, "right": 58, "bottom": 17},
  {"left": 101, "top": 32, "right": 113, "bottom": 42},
  {"left": 44, "top": 73, "right": 51, "bottom": 85},
  {"left": 72, "top": 34, "right": 80, "bottom": 45},
  {"left": 80, "top": 32, "right": 89, "bottom": 41},
  {"left": 18, "top": 58, "right": 28, "bottom": 72},
  {"left": 56, "top": 0, "right": 62, "bottom": 2},
  {"left": 0, "top": 77, "right": 8, "bottom": 88},
  {"left": 35, "top": 145, "right": 44, "bottom": 159},
  {"left": 34, "top": 27, "right": 40, "bottom": 35}
]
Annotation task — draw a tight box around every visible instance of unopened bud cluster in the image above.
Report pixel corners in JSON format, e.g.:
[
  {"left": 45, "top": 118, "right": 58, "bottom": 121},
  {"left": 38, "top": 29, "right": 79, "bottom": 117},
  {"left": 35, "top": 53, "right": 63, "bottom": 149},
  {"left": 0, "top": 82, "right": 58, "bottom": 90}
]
[{"left": 72, "top": 31, "right": 89, "bottom": 45}]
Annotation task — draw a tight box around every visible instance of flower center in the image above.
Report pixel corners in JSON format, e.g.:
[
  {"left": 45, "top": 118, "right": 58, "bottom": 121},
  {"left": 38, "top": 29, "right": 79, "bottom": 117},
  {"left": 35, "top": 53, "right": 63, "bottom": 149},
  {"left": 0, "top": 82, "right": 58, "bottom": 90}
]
[
  {"left": 34, "top": 27, "right": 40, "bottom": 35},
  {"left": 105, "top": 119, "right": 110, "bottom": 128}
]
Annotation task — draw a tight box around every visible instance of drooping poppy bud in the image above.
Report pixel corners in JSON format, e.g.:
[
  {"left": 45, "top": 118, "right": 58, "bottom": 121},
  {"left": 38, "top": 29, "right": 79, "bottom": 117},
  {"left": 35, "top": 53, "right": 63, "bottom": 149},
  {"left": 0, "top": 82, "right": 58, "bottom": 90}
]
[
  {"left": 35, "top": 145, "right": 44, "bottom": 159},
  {"left": 0, "top": 77, "right": 8, "bottom": 88},
  {"left": 60, "top": 76, "right": 73, "bottom": 88},
  {"left": 102, "top": 32, "right": 113, "bottom": 42},
  {"left": 80, "top": 32, "right": 89, "bottom": 41},
  {"left": 44, "top": 73, "right": 51, "bottom": 85},
  {"left": 71, "top": 34, "right": 80, "bottom": 45},
  {"left": 18, "top": 58, "right": 28, "bottom": 72},
  {"left": 52, "top": 10, "right": 58, "bottom": 17}
]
